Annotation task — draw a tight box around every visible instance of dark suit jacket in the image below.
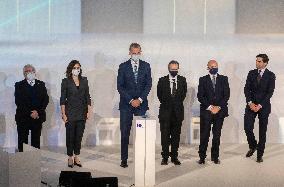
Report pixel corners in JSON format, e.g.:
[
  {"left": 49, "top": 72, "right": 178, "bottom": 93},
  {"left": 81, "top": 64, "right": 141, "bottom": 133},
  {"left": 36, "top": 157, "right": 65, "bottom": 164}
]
[
  {"left": 117, "top": 59, "right": 152, "bottom": 112},
  {"left": 197, "top": 74, "right": 230, "bottom": 118},
  {"left": 15, "top": 79, "right": 49, "bottom": 124},
  {"left": 157, "top": 75, "right": 187, "bottom": 123},
  {"left": 60, "top": 76, "right": 91, "bottom": 121},
  {"left": 244, "top": 69, "right": 275, "bottom": 115}
]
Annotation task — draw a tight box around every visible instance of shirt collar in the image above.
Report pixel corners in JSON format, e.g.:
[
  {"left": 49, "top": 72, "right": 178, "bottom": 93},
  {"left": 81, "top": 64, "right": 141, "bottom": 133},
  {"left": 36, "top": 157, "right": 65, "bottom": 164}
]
[
  {"left": 131, "top": 59, "right": 139, "bottom": 65},
  {"left": 258, "top": 67, "right": 266, "bottom": 73},
  {"left": 26, "top": 79, "right": 35, "bottom": 86},
  {"left": 169, "top": 74, "right": 177, "bottom": 80},
  {"left": 209, "top": 73, "right": 218, "bottom": 78}
]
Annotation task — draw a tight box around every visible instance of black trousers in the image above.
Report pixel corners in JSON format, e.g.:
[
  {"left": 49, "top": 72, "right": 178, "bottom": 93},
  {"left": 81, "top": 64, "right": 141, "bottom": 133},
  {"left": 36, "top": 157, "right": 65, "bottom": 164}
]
[
  {"left": 244, "top": 108, "right": 269, "bottom": 157},
  {"left": 198, "top": 112, "right": 224, "bottom": 160},
  {"left": 66, "top": 120, "right": 86, "bottom": 156},
  {"left": 160, "top": 110, "right": 182, "bottom": 159},
  {"left": 17, "top": 121, "right": 42, "bottom": 152}
]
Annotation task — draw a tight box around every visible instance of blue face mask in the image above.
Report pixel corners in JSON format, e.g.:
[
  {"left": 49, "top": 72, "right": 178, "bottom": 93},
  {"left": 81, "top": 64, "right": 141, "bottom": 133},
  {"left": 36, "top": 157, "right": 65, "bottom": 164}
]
[{"left": 209, "top": 68, "right": 218, "bottom": 75}]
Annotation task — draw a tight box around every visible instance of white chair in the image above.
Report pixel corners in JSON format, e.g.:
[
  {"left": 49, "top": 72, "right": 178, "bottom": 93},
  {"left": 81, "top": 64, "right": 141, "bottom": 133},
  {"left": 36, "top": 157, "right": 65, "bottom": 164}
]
[
  {"left": 95, "top": 118, "right": 120, "bottom": 145},
  {"left": 190, "top": 117, "right": 200, "bottom": 144}
]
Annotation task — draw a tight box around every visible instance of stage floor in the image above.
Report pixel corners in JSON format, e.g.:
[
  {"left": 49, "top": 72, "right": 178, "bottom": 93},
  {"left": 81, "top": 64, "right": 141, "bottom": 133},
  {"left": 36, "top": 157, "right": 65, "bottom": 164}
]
[{"left": 40, "top": 144, "right": 284, "bottom": 187}]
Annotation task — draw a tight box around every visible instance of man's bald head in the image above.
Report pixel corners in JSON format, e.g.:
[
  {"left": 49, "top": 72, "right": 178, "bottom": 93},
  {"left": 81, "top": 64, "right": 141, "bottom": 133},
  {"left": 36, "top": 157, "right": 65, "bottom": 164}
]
[{"left": 207, "top": 60, "right": 218, "bottom": 69}]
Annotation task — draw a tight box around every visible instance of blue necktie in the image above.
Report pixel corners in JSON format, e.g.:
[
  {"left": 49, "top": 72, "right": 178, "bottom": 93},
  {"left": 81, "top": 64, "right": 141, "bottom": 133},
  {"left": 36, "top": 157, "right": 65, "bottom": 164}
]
[{"left": 134, "top": 64, "right": 138, "bottom": 83}]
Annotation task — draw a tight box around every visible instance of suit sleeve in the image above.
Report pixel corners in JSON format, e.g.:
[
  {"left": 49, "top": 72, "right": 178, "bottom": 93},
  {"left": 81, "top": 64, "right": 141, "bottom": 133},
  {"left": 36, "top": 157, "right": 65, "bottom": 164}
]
[
  {"left": 14, "top": 82, "right": 30, "bottom": 116},
  {"left": 39, "top": 82, "right": 49, "bottom": 112},
  {"left": 157, "top": 78, "right": 163, "bottom": 103},
  {"left": 139, "top": 63, "right": 152, "bottom": 101},
  {"left": 181, "top": 77, "right": 187, "bottom": 102},
  {"left": 60, "top": 79, "right": 67, "bottom": 105},
  {"left": 244, "top": 71, "right": 253, "bottom": 103},
  {"left": 218, "top": 76, "right": 230, "bottom": 108},
  {"left": 117, "top": 64, "right": 132, "bottom": 103},
  {"left": 197, "top": 77, "right": 210, "bottom": 108},
  {"left": 85, "top": 78, "right": 91, "bottom": 106},
  {"left": 260, "top": 73, "right": 276, "bottom": 107}
]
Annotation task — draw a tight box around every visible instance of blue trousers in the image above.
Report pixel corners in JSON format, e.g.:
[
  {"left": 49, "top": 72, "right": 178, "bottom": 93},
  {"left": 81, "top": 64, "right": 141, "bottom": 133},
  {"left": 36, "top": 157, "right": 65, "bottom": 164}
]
[{"left": 120, "top": 109, "right": 146, "bottom": 161}]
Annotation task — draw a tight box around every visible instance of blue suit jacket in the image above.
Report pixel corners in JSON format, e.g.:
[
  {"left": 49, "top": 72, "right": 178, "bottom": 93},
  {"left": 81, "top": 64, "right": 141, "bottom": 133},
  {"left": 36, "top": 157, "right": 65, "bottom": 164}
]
[
  {"left": 244, "top": 69, "right": 275, "bottom": 115},
  {"left": 117, "top": 59, "right": 152, "bottom": 112}
]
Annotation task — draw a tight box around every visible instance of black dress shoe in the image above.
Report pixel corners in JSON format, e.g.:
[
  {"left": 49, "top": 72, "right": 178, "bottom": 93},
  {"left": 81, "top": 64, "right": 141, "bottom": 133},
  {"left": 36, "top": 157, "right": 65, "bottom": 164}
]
[
  {"left": 120, "top": 160, "right": 128, "bottom": 168},
  {"left": 68, "top": 158, "right": 74, "bottom": 168},
  {"left": 256, "top": 157, "right": 263, "bottom": 163},
  {"left": 246, "top": 148, "right": 256, "bottom": 157},
  {"left": 74, "top": 161, "right": 82, "bottom": 167},
  {"left": 198, "top": 159, "right": 205, "bottom": 164},
  {"left": 211, "top": 158, "right": 221, "bottom": 164},
  {"left": 161, "top": 158, "right": 168, "bottom": 165},
  {"left": 171, "top": 158, "right": 181, "bottom": 165}
]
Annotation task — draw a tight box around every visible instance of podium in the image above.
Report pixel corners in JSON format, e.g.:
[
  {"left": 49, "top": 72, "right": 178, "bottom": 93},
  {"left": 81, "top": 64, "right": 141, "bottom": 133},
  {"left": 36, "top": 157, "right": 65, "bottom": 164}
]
[
  {"left": 134, "top": 116, "right": 156, "bottom": 187},
  {"left": 0, "top": 144, "right": 41, "bottom": 187}
]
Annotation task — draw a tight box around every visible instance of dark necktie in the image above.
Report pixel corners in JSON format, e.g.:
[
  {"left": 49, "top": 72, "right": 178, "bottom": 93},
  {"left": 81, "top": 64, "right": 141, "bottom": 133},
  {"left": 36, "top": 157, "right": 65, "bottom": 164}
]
[
  {"left": 257, "top": 70, "right": 261, "bottom": 83},
  {"left": 133, "top": 64, "right": 138, "bottom": 84},
  {"left": 212, "top": 75, "right": 216, "bottom": 91},
  {"left": 172, "top": 79, "right": 177, "bottom": 97}
]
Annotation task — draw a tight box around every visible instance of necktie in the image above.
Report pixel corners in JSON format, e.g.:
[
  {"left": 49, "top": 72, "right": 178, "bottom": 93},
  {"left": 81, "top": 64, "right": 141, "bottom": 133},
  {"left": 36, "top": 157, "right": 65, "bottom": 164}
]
[
  {"left": 257, "top": 70, "right": 261, "bottom": 83},
  {"left": 134, "top": 64, "right": 138, "bottom": 84},
  {"left": 172, "top": 79, "right": 177, "bottom": 97},
  {"left": 212, "top": 75, "right": 216, "bottom": 91}
]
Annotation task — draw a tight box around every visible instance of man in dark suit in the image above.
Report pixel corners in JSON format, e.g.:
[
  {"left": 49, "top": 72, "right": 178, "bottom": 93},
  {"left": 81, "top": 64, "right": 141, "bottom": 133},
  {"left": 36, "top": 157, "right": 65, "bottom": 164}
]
[
  {"left": 117, "top": 43, "right": 152, "bottom": 168},
  {"left": 157, "top": 60, "right": 187, "bottom": 165},
  {"left": 244, "top": 54, "right": 275, "bottom": 163},
  {"left": 197, "top": 60, "right": 230, "bottom": 164},
  {"left": 15, "top": 64, "right": 49, "bottom": 152}
]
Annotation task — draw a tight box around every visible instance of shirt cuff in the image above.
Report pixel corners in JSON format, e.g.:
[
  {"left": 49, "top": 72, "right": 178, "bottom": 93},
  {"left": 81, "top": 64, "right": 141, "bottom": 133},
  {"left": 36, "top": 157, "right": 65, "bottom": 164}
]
[
  {"left": 248, "top": 101, "right": 252, "bottom": 105},
  {"left": 206, "top": 105, "right": 213, "bottom": 110},
  {"left": 129, "top": 99, "right": 134, "bottom": 104},
  {"left": 258, "top": 104, "right": 262, "bottom": 108},
  {"left": 138, "top": 97, "right": 143, "bottom": 103}
]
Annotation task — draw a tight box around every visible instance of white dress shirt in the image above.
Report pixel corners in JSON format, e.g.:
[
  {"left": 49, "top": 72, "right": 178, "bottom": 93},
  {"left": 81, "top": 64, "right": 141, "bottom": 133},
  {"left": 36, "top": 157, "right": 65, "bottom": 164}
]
[
  {"left": 129, "top": 59, "right": 143, "bottom": 104},
  {"left": 27, "top": 79, "right": 35, "bottom": 86},
  {"left": 169, "top": 74, "right": 178, "bottom": 94},
  {"left": 207, "top": 74, "right": 219, "bottom": 110}
]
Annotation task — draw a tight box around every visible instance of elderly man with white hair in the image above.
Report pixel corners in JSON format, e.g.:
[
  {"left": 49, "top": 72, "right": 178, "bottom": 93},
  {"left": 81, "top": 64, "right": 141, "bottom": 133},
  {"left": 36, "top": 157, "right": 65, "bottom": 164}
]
[{"left": 14, "top": 64, "right": 49, "bottom": 152}]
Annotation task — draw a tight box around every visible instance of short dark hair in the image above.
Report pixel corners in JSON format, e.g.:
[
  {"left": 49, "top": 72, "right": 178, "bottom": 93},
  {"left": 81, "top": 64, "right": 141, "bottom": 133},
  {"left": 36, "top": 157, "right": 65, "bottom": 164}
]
[
  {"left": 256, "top": 54, "right": 269, "bottom": 63},
  {"left": 65, "top": 60, "right": 82, "bottom": 79},
  {"left": 129, "top": 43, "right": 141, "bottom": 51},
  {"left": 168, "top": 60, "right": 179, "bottom": 70}
]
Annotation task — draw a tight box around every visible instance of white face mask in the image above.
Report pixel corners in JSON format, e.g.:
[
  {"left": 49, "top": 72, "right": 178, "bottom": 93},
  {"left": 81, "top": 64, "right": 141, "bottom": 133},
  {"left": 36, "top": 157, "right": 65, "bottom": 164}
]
[
  {"left": 72, "top": 69, "right": 80, "bottom": 76},
  {"left": 26, "top": 72, "right": 36, "bottom": 81},
  {"left": 131, "top": 54, "right": 140, "bottom": 62}
]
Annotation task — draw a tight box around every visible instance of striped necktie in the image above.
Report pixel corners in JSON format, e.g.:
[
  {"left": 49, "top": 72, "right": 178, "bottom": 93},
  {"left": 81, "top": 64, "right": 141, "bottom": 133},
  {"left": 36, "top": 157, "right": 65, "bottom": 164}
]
[{"left": 134, "top": 64, "right": 138, "bottom": 84}]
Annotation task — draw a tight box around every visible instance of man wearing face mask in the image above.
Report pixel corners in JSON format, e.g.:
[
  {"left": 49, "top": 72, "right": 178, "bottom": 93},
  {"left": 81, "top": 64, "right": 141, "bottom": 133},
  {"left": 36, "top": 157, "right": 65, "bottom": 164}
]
[
  {"left": 197, "top": 60, "right": 230, "bottom": 164},
  {"left": 15, "top": 64, "right": 49, "bottom": 152},
  {"left": 157, "top": 60, "right": 187, "bottom": 165},
  {"left": 117, "top": 43, "right": 152, "bottom": 168},
  {"left": 244, "top": 54, "right": 275, "bottom": 163}
]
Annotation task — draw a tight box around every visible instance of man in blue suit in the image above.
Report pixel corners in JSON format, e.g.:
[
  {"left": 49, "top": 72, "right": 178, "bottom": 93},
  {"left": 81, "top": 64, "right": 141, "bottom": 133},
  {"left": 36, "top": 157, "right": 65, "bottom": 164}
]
[
  {"left": 244, "top": 54, "right": 276, "bottom": 163},
  {"left": 117, "top": 43, "right": 152, "bottom": 168}
]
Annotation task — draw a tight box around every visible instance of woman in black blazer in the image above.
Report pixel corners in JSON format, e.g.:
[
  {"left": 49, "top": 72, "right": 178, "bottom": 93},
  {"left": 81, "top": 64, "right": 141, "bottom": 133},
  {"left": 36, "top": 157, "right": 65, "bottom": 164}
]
[{"left": 60, "top": 60, "right": 91, "bottom": 168}]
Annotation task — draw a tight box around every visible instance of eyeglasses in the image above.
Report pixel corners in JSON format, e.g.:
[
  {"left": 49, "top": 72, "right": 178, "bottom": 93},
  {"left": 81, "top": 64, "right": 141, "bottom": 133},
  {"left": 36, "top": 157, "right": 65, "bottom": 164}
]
[{"left": 73, "top": 67, "right": 81, "bottom": 70}]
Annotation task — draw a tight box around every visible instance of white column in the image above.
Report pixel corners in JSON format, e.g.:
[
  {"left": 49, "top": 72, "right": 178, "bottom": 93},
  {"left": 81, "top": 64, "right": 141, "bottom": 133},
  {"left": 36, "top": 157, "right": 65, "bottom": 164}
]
[{"left": 134, "top": 117, "right": 156, "bottom": 187}]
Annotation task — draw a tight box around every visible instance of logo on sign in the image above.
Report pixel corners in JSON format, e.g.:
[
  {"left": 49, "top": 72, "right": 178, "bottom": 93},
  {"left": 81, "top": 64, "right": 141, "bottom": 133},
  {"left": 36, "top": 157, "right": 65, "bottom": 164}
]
[{"left": 137, "top": 123, "right": 143, "bottom": 128}]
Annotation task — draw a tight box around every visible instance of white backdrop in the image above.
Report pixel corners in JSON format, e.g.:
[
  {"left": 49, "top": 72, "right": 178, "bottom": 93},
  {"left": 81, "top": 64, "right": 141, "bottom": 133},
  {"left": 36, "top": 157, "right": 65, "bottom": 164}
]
[{"left": 0, "top": 34, "right": 283, "bottom": 148}]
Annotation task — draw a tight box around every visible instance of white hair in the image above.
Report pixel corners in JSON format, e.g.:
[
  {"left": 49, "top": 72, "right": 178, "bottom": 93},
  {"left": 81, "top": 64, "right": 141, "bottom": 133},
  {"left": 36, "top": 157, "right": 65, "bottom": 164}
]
[{"left": 23, "top": 64, "right": 36, "bottom": 76}]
